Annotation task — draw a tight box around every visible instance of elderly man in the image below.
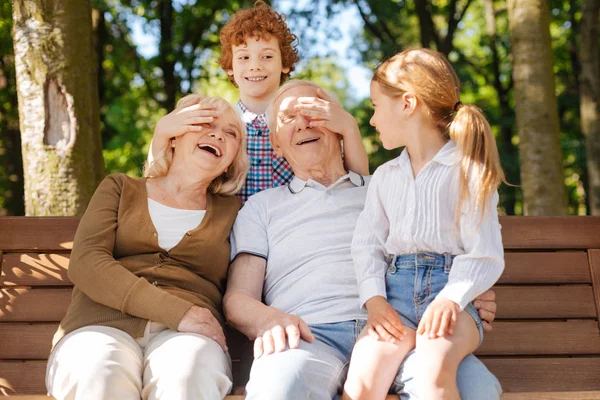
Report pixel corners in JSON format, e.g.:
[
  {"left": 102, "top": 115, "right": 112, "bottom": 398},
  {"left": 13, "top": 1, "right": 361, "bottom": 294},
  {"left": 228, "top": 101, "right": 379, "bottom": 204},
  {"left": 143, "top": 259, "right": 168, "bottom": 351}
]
[{"left": 223, "top": 80, "right": 501, "bottom": 399}]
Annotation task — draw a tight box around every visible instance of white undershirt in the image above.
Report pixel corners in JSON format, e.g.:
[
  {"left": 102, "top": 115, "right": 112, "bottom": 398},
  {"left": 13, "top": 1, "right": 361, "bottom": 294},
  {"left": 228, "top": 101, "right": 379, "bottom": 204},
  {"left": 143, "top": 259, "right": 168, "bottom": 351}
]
[{"left": 147, "top": 198, "right": 206, "bottom": 251}]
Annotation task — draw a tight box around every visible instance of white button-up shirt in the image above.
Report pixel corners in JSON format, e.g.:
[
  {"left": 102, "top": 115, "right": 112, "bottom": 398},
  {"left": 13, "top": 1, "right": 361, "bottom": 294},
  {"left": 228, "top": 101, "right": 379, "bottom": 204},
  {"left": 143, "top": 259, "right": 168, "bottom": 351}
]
[{"left": 352, "top": 141, "right": 504, "bottom": 310}]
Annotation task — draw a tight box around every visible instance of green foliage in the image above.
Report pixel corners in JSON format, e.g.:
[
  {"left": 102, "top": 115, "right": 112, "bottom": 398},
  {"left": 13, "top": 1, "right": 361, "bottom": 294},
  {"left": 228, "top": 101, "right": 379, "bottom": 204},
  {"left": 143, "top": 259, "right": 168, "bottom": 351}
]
[{"left": 0, "top": 0, "right": 592, "bottom": 215}]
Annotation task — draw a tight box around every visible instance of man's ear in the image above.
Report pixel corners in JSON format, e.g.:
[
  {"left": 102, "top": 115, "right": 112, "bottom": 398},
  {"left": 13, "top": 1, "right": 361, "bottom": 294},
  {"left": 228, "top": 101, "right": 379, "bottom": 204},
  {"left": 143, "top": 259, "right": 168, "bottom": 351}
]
[{"left": 271, "top": 133, "right": 284, "bottom": 157}]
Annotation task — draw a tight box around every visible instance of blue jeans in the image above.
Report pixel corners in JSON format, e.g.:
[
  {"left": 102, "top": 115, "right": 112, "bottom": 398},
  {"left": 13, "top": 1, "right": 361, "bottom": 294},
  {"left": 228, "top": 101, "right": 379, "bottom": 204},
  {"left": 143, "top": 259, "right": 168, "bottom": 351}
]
[
  {"left": 387, "top": 252, "right": 484, "bottom": 345},
  {"left": 245, "top": 320, "right": 501, "bottom": 399}
]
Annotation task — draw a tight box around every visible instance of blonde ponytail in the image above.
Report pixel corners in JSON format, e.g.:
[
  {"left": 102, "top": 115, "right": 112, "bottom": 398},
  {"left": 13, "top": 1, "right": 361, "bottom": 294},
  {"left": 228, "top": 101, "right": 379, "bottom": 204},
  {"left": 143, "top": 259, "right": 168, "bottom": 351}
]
[{"left": 450, "top": 104, "right": 506, "bottom": 221}]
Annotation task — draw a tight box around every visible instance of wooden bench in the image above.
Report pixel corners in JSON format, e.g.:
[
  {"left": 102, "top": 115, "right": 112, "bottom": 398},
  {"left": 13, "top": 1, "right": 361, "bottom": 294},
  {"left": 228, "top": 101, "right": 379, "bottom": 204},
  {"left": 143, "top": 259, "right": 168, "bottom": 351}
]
[{"left": 1, "top": 216, "right": 600, "bottom": 399}]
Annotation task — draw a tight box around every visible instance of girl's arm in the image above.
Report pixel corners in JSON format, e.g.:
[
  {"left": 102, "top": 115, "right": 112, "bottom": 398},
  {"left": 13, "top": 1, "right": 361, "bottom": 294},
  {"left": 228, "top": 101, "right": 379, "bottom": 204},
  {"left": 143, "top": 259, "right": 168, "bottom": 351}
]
[
  {"left": 436, "top": 190, "right": 505, "bottom": 310},
  {"left": 351, "top": 169, "right": 392, "bottom": 308},
  {"left": 341, "top": 121, "right": 369, "bottom": 176}
]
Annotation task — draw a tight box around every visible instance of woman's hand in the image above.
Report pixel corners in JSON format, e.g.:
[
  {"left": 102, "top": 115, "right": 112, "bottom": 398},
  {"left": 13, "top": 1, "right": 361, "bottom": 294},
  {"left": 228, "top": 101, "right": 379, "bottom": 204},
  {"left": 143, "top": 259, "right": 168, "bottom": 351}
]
[
  {"left": 154, "top": 99, "right": 220, "bottom": 142},
  {"left": 178, "top": 305, "right": 228, "bottom": 352},
  {"left": 417, "top": 297, "right": 459, "bottom": 338},
  {"left": 365, "top": 296, "right": 406, "bottom": 343}
]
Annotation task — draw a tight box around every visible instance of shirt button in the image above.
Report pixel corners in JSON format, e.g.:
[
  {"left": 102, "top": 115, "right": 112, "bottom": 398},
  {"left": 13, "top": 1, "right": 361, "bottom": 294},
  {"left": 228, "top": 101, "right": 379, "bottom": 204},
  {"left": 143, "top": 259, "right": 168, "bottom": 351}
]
[
  {"left": 403, "top": 234, "right": 409, "bottom": 240},
  {"left": 257, "top": 130, "right": 262, "bottom": 136},
  {"left": 257, "top": 159, "right": 262, "bottom": 164},
  {"left": 153, "top": 232, "right": 157, "bottom": 236}
]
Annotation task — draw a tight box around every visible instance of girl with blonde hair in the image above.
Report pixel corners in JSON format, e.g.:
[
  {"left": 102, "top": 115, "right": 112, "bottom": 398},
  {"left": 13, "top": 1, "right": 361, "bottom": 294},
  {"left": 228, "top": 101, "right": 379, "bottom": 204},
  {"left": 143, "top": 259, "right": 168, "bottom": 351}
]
[{"left": 343, "top": 48, "right": 505, "bottom": 399}]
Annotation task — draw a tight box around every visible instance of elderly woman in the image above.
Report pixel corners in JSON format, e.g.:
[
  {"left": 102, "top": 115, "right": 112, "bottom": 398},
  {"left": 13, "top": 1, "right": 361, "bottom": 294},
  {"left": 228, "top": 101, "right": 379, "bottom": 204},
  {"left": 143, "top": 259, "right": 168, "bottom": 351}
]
[{"left": 46, "top": 95, "right": 249, "bottom": 400}]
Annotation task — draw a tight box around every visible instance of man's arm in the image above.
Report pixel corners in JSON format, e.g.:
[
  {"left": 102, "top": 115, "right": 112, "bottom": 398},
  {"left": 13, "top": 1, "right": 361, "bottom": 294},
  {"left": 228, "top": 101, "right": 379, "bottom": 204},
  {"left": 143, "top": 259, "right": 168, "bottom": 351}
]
[
  {"left": 223, "top": 253, "right": 314, "bottom": 357},
  {"left": 474, "top": 289, "right": 496, "bottom": 333}
]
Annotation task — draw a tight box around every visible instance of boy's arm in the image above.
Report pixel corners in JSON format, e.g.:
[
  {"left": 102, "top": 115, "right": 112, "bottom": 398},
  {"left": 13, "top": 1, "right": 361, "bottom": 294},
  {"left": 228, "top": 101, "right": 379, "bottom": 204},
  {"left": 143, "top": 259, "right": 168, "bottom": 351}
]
[{"left": 341, "top": 121, "right": 369, "bottom": 175}]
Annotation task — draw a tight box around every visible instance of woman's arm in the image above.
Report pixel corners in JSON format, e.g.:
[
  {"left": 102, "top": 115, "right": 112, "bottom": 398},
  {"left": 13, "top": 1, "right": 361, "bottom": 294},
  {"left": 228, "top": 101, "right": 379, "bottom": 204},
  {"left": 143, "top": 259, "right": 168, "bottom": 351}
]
[{"left": 68, "top": 175, "right": 193, "bottom": 331}]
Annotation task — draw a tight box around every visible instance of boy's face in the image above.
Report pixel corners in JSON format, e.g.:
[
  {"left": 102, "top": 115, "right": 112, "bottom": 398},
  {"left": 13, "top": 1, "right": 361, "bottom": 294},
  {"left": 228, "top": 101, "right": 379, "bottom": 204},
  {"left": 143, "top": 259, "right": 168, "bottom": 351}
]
[{"left": 228, "top": 36, "right": 290, "bottom": 102}]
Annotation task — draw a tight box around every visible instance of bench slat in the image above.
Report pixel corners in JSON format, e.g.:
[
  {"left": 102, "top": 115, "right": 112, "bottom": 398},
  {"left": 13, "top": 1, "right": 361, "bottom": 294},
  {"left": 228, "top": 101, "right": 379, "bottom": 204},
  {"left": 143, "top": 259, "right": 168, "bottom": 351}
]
[
  {"left": 499, "top": 217, "right": 600, "bottom": 249},
  {"left": 0, "top": 323, "right": 252, "bottom": 362},
  {"left": 0, "top": 250, "right": 592, "bottom": 287},
  {"left": 501, "top": 392, "right": 600, "bottom": 400},
  {"left": 588, "top": 249, "right": 600, "bottom": 327},
  {"left": 494, "top": 285, "right": 597, "bottom": 319},
  {"left": 477, "top": 320, "right": 600, "bottom": 355},
  {"left": 499, "top": 251, "right": 590, "bottom": 284},
  {"left": 2, "top": 217, "right": 599, "bottom": 252},
  {"left": 0, "top": 288, "right": 72, "bottom": 322},
  {"left": 3, "top": 285, "right": 594, "bottom": 325},
  {"left": 482, "top": 357, "right": 600, "bottom": 392},
  {"left": 0, "top": 361, "right": 47, "bottom": 395},
  {"left": 0, "top": 218, "right": 79, "bottom": 252},
  {"left": 1, "top": 254, "right": 70, "bottom": 287}
]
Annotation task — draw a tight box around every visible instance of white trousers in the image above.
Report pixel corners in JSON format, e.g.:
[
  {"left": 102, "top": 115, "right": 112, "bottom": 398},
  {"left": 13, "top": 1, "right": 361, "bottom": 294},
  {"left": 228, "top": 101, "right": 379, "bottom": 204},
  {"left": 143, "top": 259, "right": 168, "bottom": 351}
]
[{"left": 46, "top": 322, "right": 232, "bottom": 400}]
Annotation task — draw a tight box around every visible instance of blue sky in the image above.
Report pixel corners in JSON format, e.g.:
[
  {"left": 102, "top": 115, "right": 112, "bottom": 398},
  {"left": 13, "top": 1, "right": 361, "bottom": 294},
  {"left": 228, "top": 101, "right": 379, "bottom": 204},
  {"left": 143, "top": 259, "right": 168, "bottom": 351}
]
[{"left": 128, "top": 0, "right": 372, "bottom": 100}]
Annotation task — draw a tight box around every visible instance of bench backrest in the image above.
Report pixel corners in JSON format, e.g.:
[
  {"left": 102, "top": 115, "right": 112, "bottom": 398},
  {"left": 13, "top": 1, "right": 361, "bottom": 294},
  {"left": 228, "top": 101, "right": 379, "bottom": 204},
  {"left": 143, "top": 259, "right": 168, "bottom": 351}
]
[{"left": 1, "top": 216, "right": 600, "bottom": 395}]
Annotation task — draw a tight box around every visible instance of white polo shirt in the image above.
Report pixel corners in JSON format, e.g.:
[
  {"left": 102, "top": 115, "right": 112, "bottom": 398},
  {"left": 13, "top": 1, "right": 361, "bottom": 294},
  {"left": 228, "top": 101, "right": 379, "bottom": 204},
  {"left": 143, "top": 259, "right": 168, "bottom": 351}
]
[{"left": 231, "top": 171, "right": 370, "bottom": 325}]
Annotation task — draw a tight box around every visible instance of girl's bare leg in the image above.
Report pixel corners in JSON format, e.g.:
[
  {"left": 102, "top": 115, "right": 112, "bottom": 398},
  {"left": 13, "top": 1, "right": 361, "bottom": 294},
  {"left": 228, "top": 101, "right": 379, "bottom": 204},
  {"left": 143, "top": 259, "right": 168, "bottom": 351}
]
[
  {"left": 342, "top": 328, "right": 416, "bottom": 400},
  {"left": 415, "top": 311, "right": 480, "bottom": 400}
]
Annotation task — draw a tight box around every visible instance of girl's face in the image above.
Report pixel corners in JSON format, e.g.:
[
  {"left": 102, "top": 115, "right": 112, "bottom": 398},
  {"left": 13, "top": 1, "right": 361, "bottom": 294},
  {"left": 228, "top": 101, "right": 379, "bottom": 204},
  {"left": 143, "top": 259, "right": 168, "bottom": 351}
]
[{"left": 369, "top": 81, "right": 408, "bottom": 150}]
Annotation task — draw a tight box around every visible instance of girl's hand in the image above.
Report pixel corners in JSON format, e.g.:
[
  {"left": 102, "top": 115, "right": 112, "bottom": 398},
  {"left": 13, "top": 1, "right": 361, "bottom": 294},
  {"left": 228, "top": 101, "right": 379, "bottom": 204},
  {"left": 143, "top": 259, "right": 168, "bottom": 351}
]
[
  {"left": 365, "top": 296, "right": 406, "bottom": 343},
  {"left": 294, "top": 88, "right": 357, "bottom": 138},
  {"left": 417, "top": 297, "right": 459, "bottom": 339},
  {"left": 154, "top": 98, "right": 220, "bottom": 141},
  {"left": 178, "top": 305, "right": 228, "bottom": 352}
]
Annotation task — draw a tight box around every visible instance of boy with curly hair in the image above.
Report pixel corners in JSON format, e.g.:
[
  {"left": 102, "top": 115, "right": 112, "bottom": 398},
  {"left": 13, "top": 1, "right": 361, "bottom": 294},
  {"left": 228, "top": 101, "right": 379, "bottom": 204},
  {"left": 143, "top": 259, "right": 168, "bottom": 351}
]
[{"left": 149, "top": 1, "right": 368, "bottom": 201}]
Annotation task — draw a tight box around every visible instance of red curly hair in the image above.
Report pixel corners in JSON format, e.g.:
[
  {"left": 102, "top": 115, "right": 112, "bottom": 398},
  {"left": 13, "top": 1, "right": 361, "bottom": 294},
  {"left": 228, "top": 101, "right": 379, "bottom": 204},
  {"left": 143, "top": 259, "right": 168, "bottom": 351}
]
[{"left": 218, "top": 0, "right": 299, "bottom": 86}]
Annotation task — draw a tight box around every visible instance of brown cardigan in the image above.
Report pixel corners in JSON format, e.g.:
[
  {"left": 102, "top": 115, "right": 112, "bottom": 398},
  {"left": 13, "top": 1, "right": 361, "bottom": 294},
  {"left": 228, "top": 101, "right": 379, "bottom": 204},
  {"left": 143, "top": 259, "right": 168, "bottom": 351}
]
[{"left": 52, "top": 173, "right": 240, "bottom": 347}]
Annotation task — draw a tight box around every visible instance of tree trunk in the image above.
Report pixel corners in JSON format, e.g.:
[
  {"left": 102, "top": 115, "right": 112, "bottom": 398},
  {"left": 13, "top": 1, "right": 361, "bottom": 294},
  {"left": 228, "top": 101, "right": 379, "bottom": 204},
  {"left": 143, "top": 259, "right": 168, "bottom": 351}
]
[
  {"left": 159, "top": 0, "right": 175, "bottom": 111},
  {"left": 12, "top": 0, "right": 105, "bottom": 216},
  {"left": 580, "top": 0, "right": 600, "bottom": 215},
  {"left": 507, "top": 0, "right": 568, "bottom": 215}
]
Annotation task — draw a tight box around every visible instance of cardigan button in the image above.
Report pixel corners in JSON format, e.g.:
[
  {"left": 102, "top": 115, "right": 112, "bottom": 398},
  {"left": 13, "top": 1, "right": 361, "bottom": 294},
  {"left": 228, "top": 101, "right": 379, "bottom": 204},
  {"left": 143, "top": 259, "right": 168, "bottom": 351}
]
[
  {"left": 151, "top": 281, "right": 158, "bottom": 286},
  {"left": 186, "top": 231, "right": 192, "bottom": 236}
]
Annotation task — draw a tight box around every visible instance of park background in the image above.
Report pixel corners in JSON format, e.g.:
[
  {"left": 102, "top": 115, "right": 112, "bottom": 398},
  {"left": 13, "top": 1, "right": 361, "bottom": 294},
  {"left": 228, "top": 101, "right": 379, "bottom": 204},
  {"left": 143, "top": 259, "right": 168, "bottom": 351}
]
[{"left": 0, "top": 0, "right": 598, "bottom": 217}]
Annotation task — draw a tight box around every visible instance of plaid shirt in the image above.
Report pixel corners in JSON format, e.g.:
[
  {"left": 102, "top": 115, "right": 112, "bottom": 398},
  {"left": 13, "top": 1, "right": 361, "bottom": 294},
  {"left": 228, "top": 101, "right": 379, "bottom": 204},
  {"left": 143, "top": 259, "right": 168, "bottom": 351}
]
[{"left": 237, "top": 100, "right": 294, "bottom": 202}]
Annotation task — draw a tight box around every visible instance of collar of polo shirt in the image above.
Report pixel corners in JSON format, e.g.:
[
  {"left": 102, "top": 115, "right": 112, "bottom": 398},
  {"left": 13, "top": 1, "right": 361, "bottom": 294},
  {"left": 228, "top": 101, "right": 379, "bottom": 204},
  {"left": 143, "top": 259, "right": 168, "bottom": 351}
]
[{"left": 288, "top": 170, "right": 365, "bottom": 194}]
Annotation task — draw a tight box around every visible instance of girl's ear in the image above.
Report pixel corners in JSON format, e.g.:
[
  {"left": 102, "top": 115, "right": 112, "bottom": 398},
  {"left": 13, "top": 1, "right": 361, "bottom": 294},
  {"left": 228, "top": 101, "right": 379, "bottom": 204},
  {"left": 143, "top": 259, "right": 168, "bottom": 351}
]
[{"left": 402, "top": 92, "right": 418, "bottom": 116}]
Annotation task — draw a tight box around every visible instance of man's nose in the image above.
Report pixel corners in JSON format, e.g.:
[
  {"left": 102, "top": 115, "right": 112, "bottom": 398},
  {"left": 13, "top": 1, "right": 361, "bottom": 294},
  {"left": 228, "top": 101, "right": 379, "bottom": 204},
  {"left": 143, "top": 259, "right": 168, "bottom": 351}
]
[{"left": 294, "top": 114, "right": 311, "bottom": 131}]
